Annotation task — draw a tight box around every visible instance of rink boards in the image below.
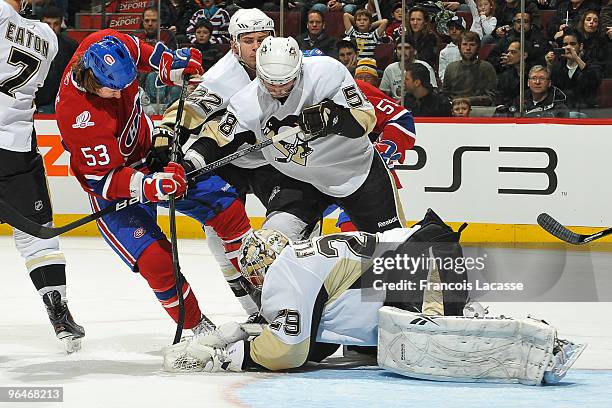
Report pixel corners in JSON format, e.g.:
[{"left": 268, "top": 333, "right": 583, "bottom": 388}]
[{"left": 3, "top": 116, "right": 612, "bottom": 242}]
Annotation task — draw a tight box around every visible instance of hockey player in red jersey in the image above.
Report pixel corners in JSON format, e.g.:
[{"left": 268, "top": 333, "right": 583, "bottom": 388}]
[
  {"left": 327, "top": 79, "right": 416, "bottom": 232},
  {"left": 55, "top": 30, "right": 252, "bottom": 333}
]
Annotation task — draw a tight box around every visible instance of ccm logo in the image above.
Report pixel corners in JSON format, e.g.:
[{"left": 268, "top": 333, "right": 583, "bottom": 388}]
[
  {"left": 110, "top": 16, "right": 140, "bottom": 27},
  {"left": 396, "top": 146, "right": 558, "bottom": 196}
]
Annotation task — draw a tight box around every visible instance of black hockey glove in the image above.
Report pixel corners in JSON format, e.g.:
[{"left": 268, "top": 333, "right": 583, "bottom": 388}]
[
  {"left": 298, "top": 99, "right": 344, "bottom": 139},
  {"left": 146, "top": 125, "right": 184, "bottom": 172}
]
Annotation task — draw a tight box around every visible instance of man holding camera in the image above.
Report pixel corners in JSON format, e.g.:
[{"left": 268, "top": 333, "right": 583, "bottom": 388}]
[
  {"left": 545, "top": 29, "right": 602, "bottom": 109},
  {"left": 487, "top": 12, "right": 549, "bottom": 73}
]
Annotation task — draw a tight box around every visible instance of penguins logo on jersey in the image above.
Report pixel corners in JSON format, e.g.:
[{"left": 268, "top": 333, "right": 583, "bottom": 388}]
[{"left": 264, "top": 115, "right": 313, "bottom": 166}]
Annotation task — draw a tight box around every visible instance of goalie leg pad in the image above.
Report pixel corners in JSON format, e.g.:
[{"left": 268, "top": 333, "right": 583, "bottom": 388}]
[{"left": 377, "top": 307, "right": 557, "bottom": 385}]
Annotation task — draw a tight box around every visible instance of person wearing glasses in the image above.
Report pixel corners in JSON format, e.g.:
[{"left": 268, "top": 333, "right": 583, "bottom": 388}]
[
  {"left": 487, "top": 12, "right": 549, "bottom": 73},
  {"left": 545, "top": 28, "right": 602, "bottom": 109},
  {"left": 503, "top": 65, "right": 570, "bottom": 118}
]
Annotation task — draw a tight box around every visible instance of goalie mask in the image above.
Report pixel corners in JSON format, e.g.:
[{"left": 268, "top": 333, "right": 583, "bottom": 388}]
[
  {"left": 256, "top": 36, "right": 302, "bottom": 98},
  {"left": 238, "top": 229, "right": 289, "bottom": 289}
]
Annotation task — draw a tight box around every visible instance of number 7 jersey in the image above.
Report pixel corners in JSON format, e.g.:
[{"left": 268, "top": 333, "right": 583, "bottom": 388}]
[{"left": 0, "top": 1, "right": 58, "bottom": 152}]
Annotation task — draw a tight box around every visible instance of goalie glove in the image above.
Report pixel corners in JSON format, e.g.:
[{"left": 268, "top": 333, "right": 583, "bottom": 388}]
[
  {"left": 150, "top": 42, "right": 203, "bottom": 87},
  {"left": 162, "top": 338, "right": 245, "bottom": 373},
  {"left": 298, "top": 99, "right": 343, "bottom": 140}
]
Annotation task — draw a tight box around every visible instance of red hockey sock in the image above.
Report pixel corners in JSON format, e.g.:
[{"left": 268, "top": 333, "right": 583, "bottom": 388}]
[
  {"left": 137, "top": 240, "right": 202, "bottom": 329},
  {"left": 206, "top": 200, "right": 252, "bottom": 271}
]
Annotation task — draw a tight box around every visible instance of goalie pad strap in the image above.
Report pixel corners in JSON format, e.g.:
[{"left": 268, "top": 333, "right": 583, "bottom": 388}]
[{"left": 377, "top": 307, "right": 556, "bottom": 385}]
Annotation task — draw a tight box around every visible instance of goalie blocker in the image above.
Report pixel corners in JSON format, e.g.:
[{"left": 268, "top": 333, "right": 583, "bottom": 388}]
[{"left": 377, "top": 307, "right": 586, "bottom": 385}]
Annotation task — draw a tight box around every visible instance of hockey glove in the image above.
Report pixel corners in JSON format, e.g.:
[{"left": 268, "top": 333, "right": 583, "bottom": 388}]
[
  {"left": 146, "top": 125, "right": 180, "bottom": 172},
  {"left": 135, "top": 162, "right": 187, "bottom": 203},
  {"left": 298, "top": 99, "right": 343, "bottom": 139},
  {"left": 150, "top": 42, "right": 203, "bottom": 87}
]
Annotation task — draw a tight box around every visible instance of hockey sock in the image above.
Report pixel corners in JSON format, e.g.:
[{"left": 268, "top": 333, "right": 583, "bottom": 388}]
[
  {"left": 204, "top": 225, "right": 259, "bottom": 315},
  {"left": 30, "top": 264, "right": 67, "bottom": 300},
  {"left": 137, "top": 240, "right": 202, "bottom": 329},
  {"left": 206, "top": 200, "right": 252, "bottom": 271}
]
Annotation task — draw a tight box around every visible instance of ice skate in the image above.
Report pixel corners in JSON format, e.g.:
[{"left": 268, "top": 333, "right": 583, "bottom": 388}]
[
  {"left": 43, "top": 290, "right": 85, "bottom": 354},
  {"left": 191, "top": 314, "right": 217, "bottom": 336},
  {"left": 543, "top": 339, "right": 587, "bottom": 384}
]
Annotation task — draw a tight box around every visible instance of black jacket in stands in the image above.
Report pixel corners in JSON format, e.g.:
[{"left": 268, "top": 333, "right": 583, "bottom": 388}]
[
  {"left": 403, "top": 90, "right": 452, "bottom": 117},
  {"left": 487, "top": 27, "right": 550, "bottom": 73},
  {"left": 192, "top": 42, "right": 223, "bottom": 71},
  {"left": 494, "top": 0, "right": 541, "bottom": 30},
  {"left": 297, "top": 31, "right": 338, "bottom": 59},
  {"left": 35, "top": 33, "right": 78, "bottom": 109},
  {"left": 550, "top": 57, "right": 602, "bottom": 109},
  {"left": 159, "top": 0, "right": 198, "bottom": 36},
  {"left": 504, "top": 87, "right": 570, "bottom": 117},
  {"left": 496, "top": 66, "right": 530, "bottom": 106},
  {"left": 547, "top": 0, "right": 601, "bottom": 39}
]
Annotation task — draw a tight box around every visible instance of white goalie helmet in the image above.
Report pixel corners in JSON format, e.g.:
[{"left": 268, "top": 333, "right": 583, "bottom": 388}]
[
  {"left": 228, "top": 8, "right": 275, "bottom": 42},
  {"left": 238, "top": 229, "right": 290, "bottom": 289},
  {"left": 256, "top": 36, "right": 302, "bottom": 90}
]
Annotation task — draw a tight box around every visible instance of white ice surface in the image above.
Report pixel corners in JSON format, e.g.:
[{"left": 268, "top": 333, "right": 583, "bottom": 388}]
[{"left": 1, "top": 236, "right": 611, "bottom": 408}]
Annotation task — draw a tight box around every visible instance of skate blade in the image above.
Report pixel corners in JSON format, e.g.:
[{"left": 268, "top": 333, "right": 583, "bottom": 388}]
[
  {"left": 57, "top": 332, "right": 82, "bottom": 354},
  {"left": 557, "top": 342, "right": 587, "bottom": 377}
]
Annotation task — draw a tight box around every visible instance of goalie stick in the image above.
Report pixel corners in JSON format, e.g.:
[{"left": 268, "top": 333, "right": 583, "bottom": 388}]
[
  {"left": 0, "top": 127, "right": 303, "bottom": 239},
  {"left": 537, "top": 213, "right": 612, "bottom": 244}
]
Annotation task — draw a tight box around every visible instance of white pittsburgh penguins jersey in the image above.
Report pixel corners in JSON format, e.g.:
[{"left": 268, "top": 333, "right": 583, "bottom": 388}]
[
  {"left": 0, "top": 2, "right": 58, "bottom": 152},
  {"left": 222, "top": 56, "right": 375, "bottom": 197},
  {"left": 186, "top": 51, "right": 267, "bottom": 169},
  {"left": 249, "top": 227, "right": 419, "bottom": 370}
]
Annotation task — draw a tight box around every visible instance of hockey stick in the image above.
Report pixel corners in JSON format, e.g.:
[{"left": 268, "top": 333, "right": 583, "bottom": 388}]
[
  {"left": 170, "top": 78, "right": 189, "bottom": 345},
  {"left": 537, "top": 213, "right": 612, "bottom": 244},
  {"left": 0, "top": 127, "right": 303, "bottom": 239}
]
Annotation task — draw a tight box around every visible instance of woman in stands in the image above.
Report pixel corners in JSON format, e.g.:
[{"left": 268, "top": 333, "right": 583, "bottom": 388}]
[
  {"left": 391, "top": 6, "right": 437, "bottom": 67},
  {"left": 575, "top": 10, "right": 609, "bottom": 70}
]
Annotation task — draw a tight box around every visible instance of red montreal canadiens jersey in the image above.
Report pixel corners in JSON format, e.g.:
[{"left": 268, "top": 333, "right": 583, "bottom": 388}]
[
  {"left": 56, "top": 29, "right": 155, "bottom": 200},
  {"left": 356, "top": 80, "right": 416, "bottom": 188}
]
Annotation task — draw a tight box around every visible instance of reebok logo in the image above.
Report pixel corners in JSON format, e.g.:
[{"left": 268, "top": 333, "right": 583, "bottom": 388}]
[
  {"left": 378, "top": 216, "right": 398, "bottom": 228},
  {"left": 72, "top": 111, "right": 95, "bottom": 129}
]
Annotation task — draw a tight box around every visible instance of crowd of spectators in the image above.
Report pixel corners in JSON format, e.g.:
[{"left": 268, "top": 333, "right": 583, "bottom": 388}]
[{"left": 33, "top": 0, "right": 612, "bottom": 117}]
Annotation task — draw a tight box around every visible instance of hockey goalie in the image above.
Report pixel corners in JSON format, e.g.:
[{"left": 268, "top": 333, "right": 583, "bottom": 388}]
[{"left": 162, "top": 209, "right": 585, "bottom": 385}]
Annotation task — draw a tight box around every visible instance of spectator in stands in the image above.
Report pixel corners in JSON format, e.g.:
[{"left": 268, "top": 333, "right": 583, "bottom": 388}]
[
  {"left": 576, "top": 10, "right": 609, "bottom": 71},
  {"left": 160, "top": 0, "right": 198, "bottom": 43},
  {"left": 548, "top": 0, "right": 600, "bottom": 40},
  {"left": 354, "top": 57, "right": 380, "bottom": 86},
  {"left": 385, "top": 3, "right": 404, "bottom": 37},
  {"left": 190, "top": 19, "right": 223, "bottom": 70},
  {"left": 337, "top": 39, "right": 358, "bottom": 74},
  {"left": 343, "top": 9, "right": 388, "bottom": 59},
  {"left": 35, "top": 6, "right": 77, "bottom": 114},
  {"left": 602, "top": 5, "right": 612, "bottom": 77},
  {"left": 488, "top": 12, "right": 549, "bottom": 72},
  {"left": 439, "top": 15, "right": 466, "bottom": 84},
  {"left": 403, "top": 63, "right": 452, "bottom": 116},
  {"left": 466, "top": 0, "right": 497, "bottom": 43},
  {"left": 138, "top": 8, "right": 178, "bottom": 49},
  {"left": 496, "top": 40, "right": 529, "bottom": 105},
  {"left": 505, "top": 65, "right": 570, "bottom": 117},
  {"left": 324, "top": 0, "right": 368, "bottom": 15},
  {"left": 392, "top": 6, "right": 437, "bottom": 67},
  {"left": 443, "top": 31, "right": 497, "bottom": 106},
  {"left": 297, "top": 9, "right": 338, "bottom": 58},
  {"left": 494, "top": 0, "right": 540, "bottom": 36},
  {"left": 187, "top": 0, "right": 230, "bottom": 44},
  {"left": 380, "top": 37, "right": 437, "bottom": 102},
  {"left": 545, "top": 29, "right": 602, "bottom": 108},
  {"left": 452, "top": 98, "right": 472, "bottom": 116}
]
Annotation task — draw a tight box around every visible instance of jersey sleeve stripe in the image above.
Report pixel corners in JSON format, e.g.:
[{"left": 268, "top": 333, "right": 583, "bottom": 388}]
[
  {"left": 388, "top": 122, "right": 416, "bottom": 138},
  {"left": 390, "top": 109, "right": 409, "bottom": 122}
]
